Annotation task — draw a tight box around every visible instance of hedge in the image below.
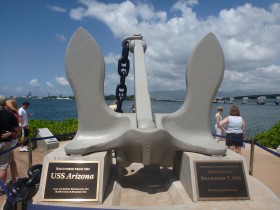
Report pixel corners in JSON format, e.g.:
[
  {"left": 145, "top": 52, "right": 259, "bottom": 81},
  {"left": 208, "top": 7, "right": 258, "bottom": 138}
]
[{"left": 28, "top": 119, "right": 280, "bottom": 149}]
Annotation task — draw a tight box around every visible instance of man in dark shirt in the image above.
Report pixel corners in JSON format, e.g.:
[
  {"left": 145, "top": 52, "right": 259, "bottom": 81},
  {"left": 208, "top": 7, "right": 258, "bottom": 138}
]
[{"left": 0, "top": 95, "right": 20, "bottom": 194}]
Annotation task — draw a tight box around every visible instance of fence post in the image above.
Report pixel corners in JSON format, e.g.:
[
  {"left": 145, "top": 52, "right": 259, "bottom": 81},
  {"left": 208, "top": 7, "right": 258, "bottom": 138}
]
[
  {"left": 27, "top": 137, "right": 32, "bottom": 168},
  {"left": 249, "top": 140, "right": 255, "bottom": 176}
]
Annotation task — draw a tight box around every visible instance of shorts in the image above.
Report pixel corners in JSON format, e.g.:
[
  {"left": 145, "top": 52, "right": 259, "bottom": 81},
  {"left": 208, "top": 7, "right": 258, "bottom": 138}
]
[
  {"left": 11, "top": 138, "right": 18, "bottom": 147},
  {"left": 0, "top": 141, "right": 13, "bottom": 170},
  {"left": 22, "top": 128, "right": 30, "bottom": 137},
  {"left": 226, "top": 133, "right": 243, "bottom": 147}
]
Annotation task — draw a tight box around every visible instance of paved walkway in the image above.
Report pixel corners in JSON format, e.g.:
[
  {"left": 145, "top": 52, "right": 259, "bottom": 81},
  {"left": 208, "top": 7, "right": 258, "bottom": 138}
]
[
  {"left": 241, "top": 142, "right": 280, "bottom": 197},
  {"left": 0, "top": 141, "right": 279, "bottom": 207}
]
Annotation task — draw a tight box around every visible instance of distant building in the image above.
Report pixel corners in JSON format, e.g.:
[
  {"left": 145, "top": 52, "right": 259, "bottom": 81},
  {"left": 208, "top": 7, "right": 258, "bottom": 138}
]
[
  {"left": 257, "top": 96, "right": 266, "bottom": 105},
  {"left": 242, "top": 97, "right": 249, "bottom": 104},
  {"left": 275, "top": 96, "right": 280, "bottom": 105}
]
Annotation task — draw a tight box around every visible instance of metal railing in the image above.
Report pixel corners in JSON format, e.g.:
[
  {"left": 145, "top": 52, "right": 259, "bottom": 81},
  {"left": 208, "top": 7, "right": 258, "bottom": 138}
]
[{"left": 212, "top": 133, "right": 280, "bottom": 175}]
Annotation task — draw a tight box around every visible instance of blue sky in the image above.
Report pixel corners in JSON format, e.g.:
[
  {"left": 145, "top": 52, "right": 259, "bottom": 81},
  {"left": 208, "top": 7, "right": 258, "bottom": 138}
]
[{"left": 1, "top": 0, "right": 280, "bottom": 97}]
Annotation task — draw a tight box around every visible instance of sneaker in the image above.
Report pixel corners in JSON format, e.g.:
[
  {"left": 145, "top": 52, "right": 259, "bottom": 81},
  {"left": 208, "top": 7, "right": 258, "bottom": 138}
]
[{"left": 19, "top": 146, "right": 29, "bottom": 152}]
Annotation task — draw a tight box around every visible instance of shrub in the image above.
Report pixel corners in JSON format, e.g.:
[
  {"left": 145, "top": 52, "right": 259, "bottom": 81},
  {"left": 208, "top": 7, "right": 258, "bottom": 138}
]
[
  {"left": 29, "top": 119, "right": 78, "bottom": 141},
  {"left": 253, "top": 121, "right": 280, "bottom": 149}
]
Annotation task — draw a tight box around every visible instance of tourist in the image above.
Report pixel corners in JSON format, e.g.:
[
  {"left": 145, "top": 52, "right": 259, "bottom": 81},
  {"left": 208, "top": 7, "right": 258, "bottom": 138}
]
[
  {"left": 0, "top": 96, "right": 20, "bottom": 195},
  {"left": 219, "top": 105, "right": 246, "bottom": 154},
  {"left": 5, "top": 99, "right": 20, "bottom": 182},
  {"left": 131, "top": 104, "right": 136, "bottom": 113},
  {"left": 109, "top": 100, "right": 117, "bottom": 111},
  {"left": 214, "top": 106, "right": 225, "bottom": 142},
  {"left": 18, "top": 101, "right": 32, "bottom": 152}
]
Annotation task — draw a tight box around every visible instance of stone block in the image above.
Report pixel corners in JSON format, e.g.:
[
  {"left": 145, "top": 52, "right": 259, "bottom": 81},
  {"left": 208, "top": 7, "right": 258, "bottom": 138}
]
[
  {"left": 36, "top": 128, "right": 59, "bottom": 150},
  {"left": 178, "top": 150, "right": 251, "bottom": 202},
  {"left": 34, "top": 144, "right": 112, "bottom": 205}
]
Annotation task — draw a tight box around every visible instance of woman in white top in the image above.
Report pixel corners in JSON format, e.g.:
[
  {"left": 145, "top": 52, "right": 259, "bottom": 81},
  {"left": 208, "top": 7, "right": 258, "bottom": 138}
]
[
  {"left": 214, "top": 106, "right": 224, "bottom": 142},
  {"left": 219, "top": 105, "right": 245, "bottom": 154}
]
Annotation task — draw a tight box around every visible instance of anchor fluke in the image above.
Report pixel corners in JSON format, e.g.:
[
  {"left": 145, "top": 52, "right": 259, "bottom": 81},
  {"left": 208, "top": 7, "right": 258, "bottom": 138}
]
[
  {"left": 64, "top": 27, "right": 136, "bottom": 156},
  {"left": 156, "top": 32, "right": 226, "bottom": 156}
]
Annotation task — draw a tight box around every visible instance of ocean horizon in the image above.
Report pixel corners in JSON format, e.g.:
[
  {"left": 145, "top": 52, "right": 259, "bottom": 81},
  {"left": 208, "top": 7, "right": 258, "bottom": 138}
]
[{"left": 16, "top": 98, "right": 280, "bottom": 138}]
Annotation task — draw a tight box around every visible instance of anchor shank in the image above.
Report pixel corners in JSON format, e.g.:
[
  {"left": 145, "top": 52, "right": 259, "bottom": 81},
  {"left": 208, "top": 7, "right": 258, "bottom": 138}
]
[{"left": 133, "top": 39, "right": 155, "bottom": 129}]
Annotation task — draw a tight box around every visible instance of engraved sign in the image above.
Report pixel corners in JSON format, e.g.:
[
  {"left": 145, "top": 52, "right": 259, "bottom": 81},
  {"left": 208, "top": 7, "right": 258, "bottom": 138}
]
[
  {"left": 194, "top": 161, "right": 249, "bottom": 200},
  {"left": 42, "top": 161, "right": 100, "bottom": 201}
]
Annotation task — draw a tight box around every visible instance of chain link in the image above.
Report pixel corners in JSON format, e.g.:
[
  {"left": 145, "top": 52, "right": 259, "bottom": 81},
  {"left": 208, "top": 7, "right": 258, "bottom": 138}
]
[{"left": 115, "top": 40, "right": 130, "bottom": 113}]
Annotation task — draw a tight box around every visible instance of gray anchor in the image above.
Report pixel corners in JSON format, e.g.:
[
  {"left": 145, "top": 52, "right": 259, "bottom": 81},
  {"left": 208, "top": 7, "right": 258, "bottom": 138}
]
[{"left": 64, "top": 28, "right": 227, "bottom": 167}]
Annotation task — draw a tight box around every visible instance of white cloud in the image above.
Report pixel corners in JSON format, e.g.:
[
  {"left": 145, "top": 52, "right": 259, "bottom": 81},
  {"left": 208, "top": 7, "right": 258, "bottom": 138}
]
[
  {"left": 258, "top": 65, "right": 280, "bottom": 74},
  {"left": 46, "top": 5, "right": 67, "bottom": 13},
  {"left": 104, "top": 53, "right": 119, "bottom": 65},
  {"left": 55, "top": 33, "right": 67, "bottom": 42},
  {"left": 69, "top": 7, "right": 86, "bottom": 20},
  {"left": 46, "top": 81, "right": 54, "bottom": 88},
  {"left": 16, "top": 86, "right": 23, "bottom": 93},
  {"left": 69, "top": 0, "right": 280, "bottom": 93},
  {"left": 29, "top": 79, "right": 39, "bottom": 87},
  {"left": 55, "top": 77, "right": 69, "bottom": 86}
]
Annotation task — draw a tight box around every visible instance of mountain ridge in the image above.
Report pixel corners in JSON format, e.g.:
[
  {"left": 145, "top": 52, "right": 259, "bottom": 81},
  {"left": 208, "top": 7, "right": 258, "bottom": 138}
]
[{"left": 149, "top": 89, "right": 280, "bottom": 100}]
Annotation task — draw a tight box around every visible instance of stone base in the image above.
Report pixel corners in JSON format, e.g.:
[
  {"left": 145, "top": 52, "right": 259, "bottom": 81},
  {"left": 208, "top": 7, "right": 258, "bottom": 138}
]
[
  {"left": 34, "top": 143, "right": 112, "bottom": 205},
  {"left": 32, "top": 149, "right": 280, "bottom": 210},
  {"left": 178, "top": 150, "right": 251, "bottom": 202},
  {"left": 36, "top": 128, "right": 59, "bottom": 150},
  {"left": 277, "top": 146, "right": 280, "bottom": 154}
]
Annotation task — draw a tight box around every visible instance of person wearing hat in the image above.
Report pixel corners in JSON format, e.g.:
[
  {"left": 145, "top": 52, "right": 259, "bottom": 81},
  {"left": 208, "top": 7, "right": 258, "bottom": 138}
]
[
  {"left": 0, "top": 96, "right": 20, "bottom": 195},
  {"left": 5, "top": 99, "right": 20, "bottom": 183},
  {"left": 6, "top": 99, "right": 18, "bottom": 116}
]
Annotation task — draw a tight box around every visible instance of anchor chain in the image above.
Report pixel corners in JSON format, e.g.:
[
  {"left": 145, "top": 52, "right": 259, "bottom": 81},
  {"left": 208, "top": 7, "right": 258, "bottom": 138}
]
[
  {"left": 4, "top": 164, "right": 42, "bottom": 210},
  {"left": 115, "top": 40, "right": 130, "bottom": 113}
]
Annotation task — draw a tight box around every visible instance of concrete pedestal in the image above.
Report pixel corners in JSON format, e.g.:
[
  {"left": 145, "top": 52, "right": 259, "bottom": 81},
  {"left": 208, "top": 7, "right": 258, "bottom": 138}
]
[
  {"left": 178, "top": 150, "right": 251, "bottom": 202},
  {"left": 277, "top": 146, "right": 280, "bottom": 154},
  {"left": 32, "top": 148, "right": 280, "bottom": 210},
  {"left": 36, "top": 128, "right": 59, "bottom": 150},
  {"left": 34, "top": 144, "right": 112, "bottom": 205}
]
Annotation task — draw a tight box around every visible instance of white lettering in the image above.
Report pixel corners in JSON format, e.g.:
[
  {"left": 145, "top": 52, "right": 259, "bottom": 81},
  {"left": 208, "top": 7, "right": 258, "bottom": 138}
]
[{"left": 65, "top": 173, "right": 94, "bottom": 180}]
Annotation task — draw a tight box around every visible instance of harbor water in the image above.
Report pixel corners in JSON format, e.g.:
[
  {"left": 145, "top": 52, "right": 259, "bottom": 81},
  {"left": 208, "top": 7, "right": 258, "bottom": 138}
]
[{"left": 16, "top": 98, "right": 280, "bottom": 138}]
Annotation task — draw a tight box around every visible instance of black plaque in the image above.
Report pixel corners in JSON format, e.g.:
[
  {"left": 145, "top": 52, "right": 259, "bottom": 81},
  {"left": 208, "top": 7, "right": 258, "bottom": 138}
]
[
  {"left": 42, "top": 161, "right": 100, "bottom": 201},
  {"left": 194, "top": 161, "right": 250, "bottom": 200}
]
